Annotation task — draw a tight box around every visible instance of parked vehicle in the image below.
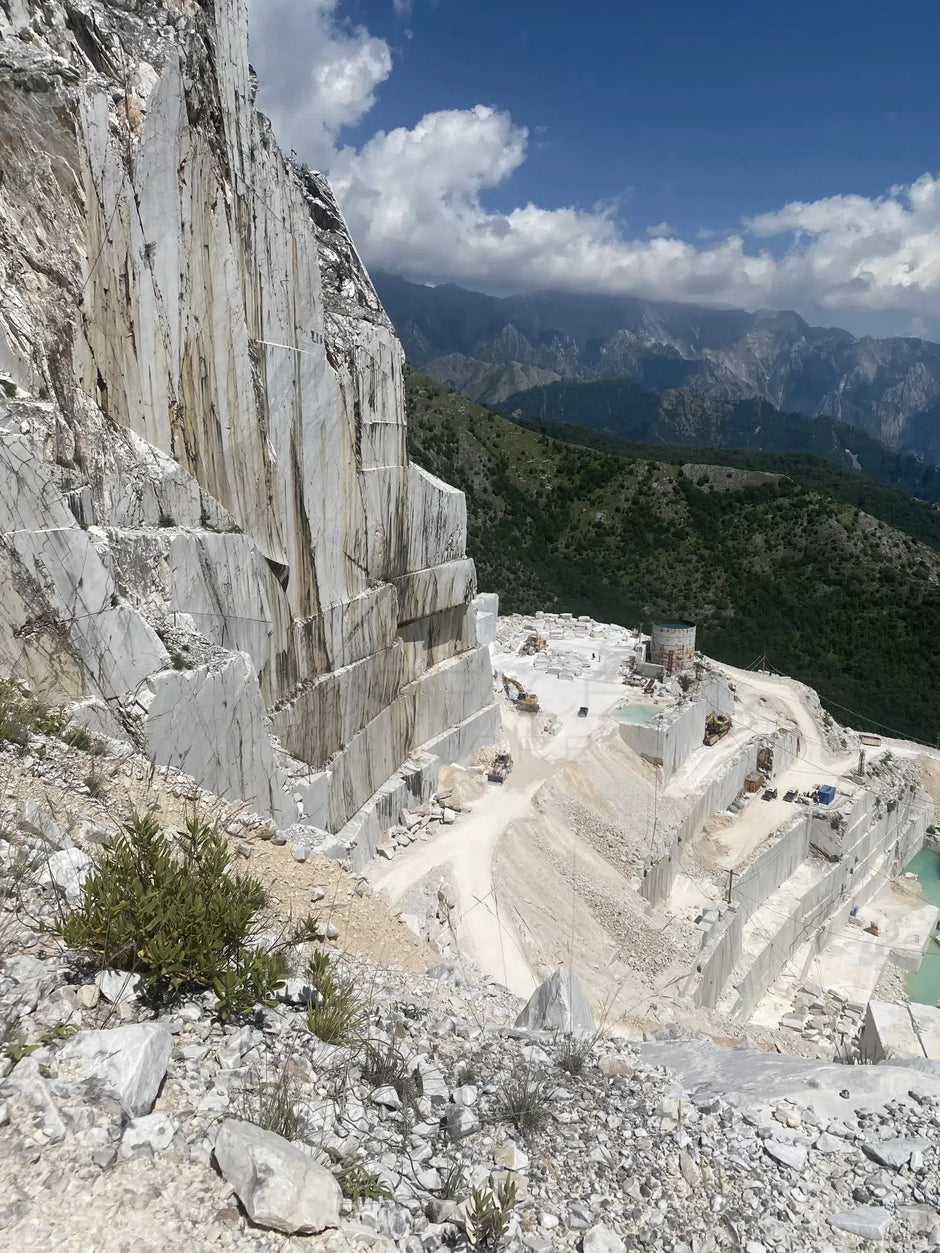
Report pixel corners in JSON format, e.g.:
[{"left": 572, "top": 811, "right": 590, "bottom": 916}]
[
  {"left": 783, "top": 789, "right": 797, "bottom": 802},
  {"left": 762, "top": 787, "right": 778, "bottom": 801}
]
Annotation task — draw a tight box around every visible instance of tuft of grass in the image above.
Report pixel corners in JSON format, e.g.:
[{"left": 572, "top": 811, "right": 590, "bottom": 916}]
[
  {"left": 304, "top": 950, "right": 368, "bottom": 1044},
  {"left": 236, "top": 1057, "right": 304, "bottom": 1140},
  {"left": 556, "top": 1032, "right": 594, "bottom": 1077},
  {"left": 61, "top": 724, "right": 93, "bottom": 751},
  {"left": 438, "top": 1162, "right": 467, "bottom": 1200},
  {"left": 59, "top": 812, "right": 315, "bottom": 1019},
  {"left": 0, "top": 679, "right": 64, "bottom": 747},
  {"left": 361, "top": 1040, "right": 422, "bottom": 1110},
  {"left": 0, "top": 830, "right": 46, "bottom": 962},
  {"left": 494, "top": 1064, "right": 554, "bottom": 1136},
  {"left": 83, "top": 765, "right": 107, "bottom": 798}
]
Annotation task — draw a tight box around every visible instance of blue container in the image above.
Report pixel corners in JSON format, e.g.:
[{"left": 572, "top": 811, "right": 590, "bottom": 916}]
[{"left": 817, "top": 784, "right": 836, "bottom": 805}]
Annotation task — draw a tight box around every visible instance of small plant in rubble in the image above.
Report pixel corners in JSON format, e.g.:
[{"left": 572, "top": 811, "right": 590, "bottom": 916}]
[
  {"left": 361, "top": 1039, "right": 423, "bottom": 1110},
  {"left": 324, "top": 1148, "right": 393, "bottom": 1201},
  {"left": 494, "top": 1063, "right": 554, "bottom": 1136},
  {"left": 304, "top": 949, "right": 369, "bottom": 1044},
  {"left": 556, "top": 1031, "right": 594, "bottom": 1077},
  {"left": 437, "top": 1162, "right": 467, "bottom": 1200},
  {"left": 0, "top": 678, "right": 64, "bottom": 747},
  {"left": 236, "top": 1056, "right": 305, "bottom": 1141},
  {"left": 465, "top": 1176, "right": 517, "bottom": 1249}
]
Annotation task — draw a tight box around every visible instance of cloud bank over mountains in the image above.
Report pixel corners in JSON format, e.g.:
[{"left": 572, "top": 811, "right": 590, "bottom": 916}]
[{"left": 247, "top": 0, "right": 940, "bottom": 337}]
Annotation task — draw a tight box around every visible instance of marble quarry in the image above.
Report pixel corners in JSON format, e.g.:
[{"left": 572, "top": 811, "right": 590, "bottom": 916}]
[{"left": 0, "top": 0, "right": 500, "bottom": 863}]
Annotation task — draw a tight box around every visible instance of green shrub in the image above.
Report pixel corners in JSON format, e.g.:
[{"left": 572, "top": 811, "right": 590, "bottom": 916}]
[
  {"left": 324, "top": 1148, "right": 392, "bottom": 1201},
  {"left": 304, "top": 950, "right": 368, "bottom": 1044},
  {"left": 465, "top": 1176, "right": 517, "bottom": 1249},
  {"left": 0, "top": 679, "right": 64, "bottom": 746},
  {"left": 59, "top": 812, "right": 311, "bottom": 1018}
]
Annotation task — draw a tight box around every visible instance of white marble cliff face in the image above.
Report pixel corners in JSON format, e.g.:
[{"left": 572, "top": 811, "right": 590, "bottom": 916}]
[{"left": 0, "top": 0, "right": 500, "bottom": 852}]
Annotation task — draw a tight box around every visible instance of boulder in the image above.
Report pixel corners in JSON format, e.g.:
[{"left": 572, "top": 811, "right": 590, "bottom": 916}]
[
  {"left": 829, "top": 1207, "right": 893, "bottom": 1240},
  {"left": 445, "top": 1104, "right": 480, "bottom": 1140},
  {"left": 863, "top": 1136, "right": 931, "bottom": 1170},
  {"left": 59, "top": 1023, "right": 171, "bottom": 1116},
  {"left": 19, "top": 799, "right": 71, "bottom": 849},
  {"left": 763, "top": 1140, "right": 807, "bottom": 1172},
  {"left": 583, "top": 1225, "right": 626, "bottom": 1253},
  {"left": 40, "top": 847, "right": 93, "bottom": 906},
  {"left": 95, "top": 969, "right": 142, "bottom": 1005},
  {"left": 3, "top": 1057, "right": 66, "bottom": 1142},
  {"left": 120, "top": 1111, "right": 177, "bottom": 1156},
  {"left": 2, "top": 954, "right": 57, "bottom": 1013},
  {"left": 515, "top": 967, "right": 594, "bottom": 1033},
  {"left": 212, "top": 1118, "right": 341, "bottom": 1235}
]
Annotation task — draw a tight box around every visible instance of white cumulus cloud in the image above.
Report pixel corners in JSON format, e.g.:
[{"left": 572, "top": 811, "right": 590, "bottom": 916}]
[
  {"left": 246, "top": 0, "right": 392, "bottom": 167},
  {"left": 247, "top": 2, "right": 940, "bottom": 335}
]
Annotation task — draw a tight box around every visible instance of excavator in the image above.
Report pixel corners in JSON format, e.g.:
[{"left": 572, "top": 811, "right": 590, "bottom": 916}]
[
  {"left": 520, "top": 634, "right": 547, "bottom": 656},
  {"left": 502, "top": 673, "right": 540, "bottom": 713},
  {"left": 704, "top": 712, "right": 732, "bottom": 746}
]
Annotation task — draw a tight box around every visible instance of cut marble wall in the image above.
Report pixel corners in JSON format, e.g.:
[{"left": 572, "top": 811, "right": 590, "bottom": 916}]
[{"left": 0, "top": 0, "right": 500, "bottom": 845}]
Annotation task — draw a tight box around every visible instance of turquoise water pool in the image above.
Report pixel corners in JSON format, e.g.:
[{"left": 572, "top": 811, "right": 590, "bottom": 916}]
[
  {"left": 615, "top": 704, "right": 659, "bottom": 725},
  {"left": 905, "top": 846, "right": 940, "bottom": 1007}
]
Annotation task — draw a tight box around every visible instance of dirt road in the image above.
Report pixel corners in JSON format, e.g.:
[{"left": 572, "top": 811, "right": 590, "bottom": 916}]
[
  {"left": 370, "top": 720, "right": 548, "bottom": 997},
  {"left": 704, "top": 663, "right": 857, "bottom": 870}
]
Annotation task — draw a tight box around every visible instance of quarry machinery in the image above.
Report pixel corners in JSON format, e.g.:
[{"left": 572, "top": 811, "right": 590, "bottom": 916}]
[
  {"left": 704, "top": 712, "right": 732, "bottom": 746},
  {"left": 502, "top": 674, "right": 540, "bottom": 713},
  {"left": 520, "top": 634, "right": 548, "bottom": 656},
  {"left": 487, "top": 751, "right": 513, "bottom": 784}
]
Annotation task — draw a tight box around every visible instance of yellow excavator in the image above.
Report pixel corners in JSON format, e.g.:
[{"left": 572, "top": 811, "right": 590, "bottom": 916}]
[
  {"left": 520, "top": 634, "right": 547, "bottom": 655},
  {"left": 502, "top": 673, "right": 540, "bottom": 713}
]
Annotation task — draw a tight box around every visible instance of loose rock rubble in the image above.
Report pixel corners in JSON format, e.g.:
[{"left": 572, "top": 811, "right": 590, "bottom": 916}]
[
  {"left": 778, "top": 984, "right": 868, "bottom": 1057},
  {"left": 2, "top": 909, "right": 939, "bottom": 1252}
]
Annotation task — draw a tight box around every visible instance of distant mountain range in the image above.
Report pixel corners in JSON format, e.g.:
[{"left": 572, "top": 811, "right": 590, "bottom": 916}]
[
  {"left": 374, "top": 272, "right": 940, "bottom": 465},
  {"left": 405, "top": 368, "right": 940, "bottom": 744}
]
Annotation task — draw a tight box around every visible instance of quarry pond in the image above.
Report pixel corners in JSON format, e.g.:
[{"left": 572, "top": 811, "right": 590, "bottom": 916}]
[
  {"left": 614, "top": 703, "right": 661, "bottom": 724},
  {"left": 907, "top": 845, "right": 940, "bottom": 1006}
]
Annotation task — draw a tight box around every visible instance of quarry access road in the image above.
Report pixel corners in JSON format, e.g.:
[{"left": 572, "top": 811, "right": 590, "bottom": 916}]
[
  {"left": 704, "top": 663, "right": 857, "bottom": 871},
  {"left": 371, "top": 718, "right": 547, "bottom": 998},
  {"left": 373, "top": 633, "right": 639, "bottom": 997}
]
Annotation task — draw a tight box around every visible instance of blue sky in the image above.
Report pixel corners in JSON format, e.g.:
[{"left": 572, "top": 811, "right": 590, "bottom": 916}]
[
  {"left": 343, "top": 0, "right": 937, "bottom": 238},
  {"left": 247, "top": 1, "right": 940, "bottom": 337}
]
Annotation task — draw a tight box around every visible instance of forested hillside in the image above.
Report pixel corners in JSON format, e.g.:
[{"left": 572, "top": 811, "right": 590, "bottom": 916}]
[
  {"left": 405, "top": 369, "right": 940, "bottom": 743},
  {"left": 500, "top": 377, "right": 940, "bottom": 503}
]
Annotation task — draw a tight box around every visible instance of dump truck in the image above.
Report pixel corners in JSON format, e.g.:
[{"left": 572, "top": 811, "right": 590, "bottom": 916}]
[
  {"left": 520, "top": 634, "right": 548, "bottom": 656},
  {"left": 487, "top": 751, "right": 513, "bottom": 784},
  {"left": 704, "top": 712, "right": 732, "bottom": 746},
  {"left": 502, "top": 674, "right": 540, "bottom": 713}
]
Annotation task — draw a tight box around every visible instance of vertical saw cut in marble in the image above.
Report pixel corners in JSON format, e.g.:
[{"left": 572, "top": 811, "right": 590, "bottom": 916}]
[{"left": 0, "top": 0, "right": 500, "bottom": 855}]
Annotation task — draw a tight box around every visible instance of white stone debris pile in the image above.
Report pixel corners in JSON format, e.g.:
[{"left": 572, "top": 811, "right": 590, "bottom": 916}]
[{"left": 2, "top": 910, "right": 940, "bottom": 1252}]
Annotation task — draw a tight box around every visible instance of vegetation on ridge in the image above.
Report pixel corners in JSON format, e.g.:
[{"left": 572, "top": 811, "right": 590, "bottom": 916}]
[
  {"left": 405, "top": 368, "right": 940, "bottom": 744},
  {"left": 60, "top": 813, "right": 317, "bottom": 1019}
]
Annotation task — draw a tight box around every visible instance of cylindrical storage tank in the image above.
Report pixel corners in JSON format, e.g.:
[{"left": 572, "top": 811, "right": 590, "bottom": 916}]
[{"left": 651, "top": 620, "right": 696, "bottom": 674}]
